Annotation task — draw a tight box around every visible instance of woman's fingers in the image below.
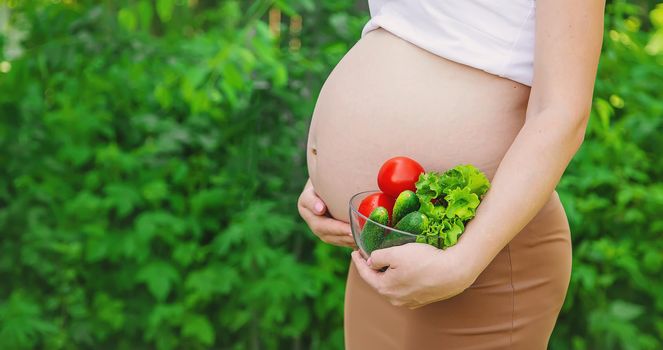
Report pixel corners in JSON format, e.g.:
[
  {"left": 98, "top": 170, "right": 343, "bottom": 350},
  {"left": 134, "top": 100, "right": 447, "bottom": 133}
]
[
  {"left": 313, "top": 224, "right": 355, "bottom": 247},
  {"left": 299, "top": 178, "right": 327, "bottom": 215},
  {"left": 351, "top": 251, "right": 381, "bottom": 290},
  {"left": 325, "top": 235, "right": 357, "bottom": 248},
  {"left": 313, "top": 215, "right": 353, "bottom": 237},
  {"left": 366, "top": 246, "right": 396, "bottom": 270},
  {"left": 298, "top": 203, "right": 352, "bottom": 236},
  {"left": 297, "top": 178, "right": 352, "bottom": 236},
  {"left": 316, "top": 220, "right": 356, "bottom": 247},
  {"left": 299, "top": 206, "right": 355, "bottom": 247},
  {"left": 297, "top": 178, "right": 356, "bottom": 248}
]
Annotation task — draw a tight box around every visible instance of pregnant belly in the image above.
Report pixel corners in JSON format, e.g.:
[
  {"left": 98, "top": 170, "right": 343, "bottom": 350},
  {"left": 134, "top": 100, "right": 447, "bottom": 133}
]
[{"left": 307, "top": 28, "right": 531, "bottom": 222}]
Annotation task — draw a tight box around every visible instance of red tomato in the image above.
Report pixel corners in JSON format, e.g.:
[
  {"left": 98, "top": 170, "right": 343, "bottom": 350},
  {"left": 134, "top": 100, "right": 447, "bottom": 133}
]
[
  {"left": 357, "top": 192, "right": 395, "bottom": 229},
  {"left": 377, "top": 156, "right": 425, "bottom": 198}
]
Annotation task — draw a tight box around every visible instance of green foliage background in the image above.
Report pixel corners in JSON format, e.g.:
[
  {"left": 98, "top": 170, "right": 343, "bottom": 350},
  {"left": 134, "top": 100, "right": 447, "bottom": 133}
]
[{"left": 0, "top": 0, "right": 661, "bottom": 349}]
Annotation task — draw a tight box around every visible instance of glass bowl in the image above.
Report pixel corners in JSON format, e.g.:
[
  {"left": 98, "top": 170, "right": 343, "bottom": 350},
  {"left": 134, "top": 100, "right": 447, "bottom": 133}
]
[{"left": 349, "top": 190, "right": 418, "bottom": 259}]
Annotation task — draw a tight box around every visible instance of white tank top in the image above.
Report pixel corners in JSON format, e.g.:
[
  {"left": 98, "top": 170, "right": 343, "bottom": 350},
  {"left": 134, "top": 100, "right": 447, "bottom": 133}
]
[{"left": 361, "top": 0, "right": 536, "bottom": 86}]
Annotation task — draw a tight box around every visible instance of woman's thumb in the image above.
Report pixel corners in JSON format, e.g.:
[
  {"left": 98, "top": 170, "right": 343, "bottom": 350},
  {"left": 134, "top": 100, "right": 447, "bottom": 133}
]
[
  {"left": 367, "top": 248, "right": 393, "bottom": 270},
  {"left": 313, "top": 200, "right": 326, "bottom": 215}
]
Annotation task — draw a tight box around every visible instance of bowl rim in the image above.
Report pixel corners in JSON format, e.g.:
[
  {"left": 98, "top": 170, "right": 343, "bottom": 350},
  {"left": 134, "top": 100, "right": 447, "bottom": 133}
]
[{"left": 348, "top": 190, "right": 419, "bottom": 238}]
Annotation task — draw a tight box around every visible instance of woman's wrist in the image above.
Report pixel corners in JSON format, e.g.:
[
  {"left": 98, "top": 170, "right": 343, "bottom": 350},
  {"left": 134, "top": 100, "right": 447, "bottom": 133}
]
[
  {"left": 441, "top": 226, "right": 494, "bottom": 287},
  {"left": 430, "top": 241, "right": 482, "bottom": 295}
]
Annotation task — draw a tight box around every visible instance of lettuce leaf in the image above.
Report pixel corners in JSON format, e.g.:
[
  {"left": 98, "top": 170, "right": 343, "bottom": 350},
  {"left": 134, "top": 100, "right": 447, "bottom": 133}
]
[
  {"left": 414, "top": 172, "right": 444, "bottom": 202},
  {"left": 440, "top": 164, "right": 490, "bottom": 197},
  {"left": 441, "top": 218, "right": 465, "bottom": 247},
  {"left": 414, "top": 171, "right": 446, "bottom": 220},
  {"left": 413, "top": 164, "right": 490, "bottom": 249},
  {"left": 445, "top": 187, "right": 480, "bottom": 220}
]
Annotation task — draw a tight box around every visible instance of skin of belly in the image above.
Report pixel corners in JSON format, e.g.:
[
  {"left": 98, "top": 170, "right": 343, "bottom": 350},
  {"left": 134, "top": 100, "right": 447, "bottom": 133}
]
[{"left": 306, "top": 28, "right": 531, "bottom": 223}]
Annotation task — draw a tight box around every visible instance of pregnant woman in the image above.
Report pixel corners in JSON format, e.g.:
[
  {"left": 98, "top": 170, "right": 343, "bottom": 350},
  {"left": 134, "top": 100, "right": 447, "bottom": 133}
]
[{"left": 297, "top": 0, "right": 605, "bottom": 348}]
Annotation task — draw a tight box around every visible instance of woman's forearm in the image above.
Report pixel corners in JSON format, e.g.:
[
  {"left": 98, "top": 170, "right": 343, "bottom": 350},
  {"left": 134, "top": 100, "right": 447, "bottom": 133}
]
[
  {"left": 457, "top": 107, "right": 589, "bottom": 275},
  {"left": 453, "top": 0, "right": 605, "bottom": 280}
]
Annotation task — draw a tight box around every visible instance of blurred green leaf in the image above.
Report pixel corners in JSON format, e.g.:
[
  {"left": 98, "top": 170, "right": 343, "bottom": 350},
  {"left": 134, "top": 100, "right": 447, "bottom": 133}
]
[
  {"left": 611, "top": 300, "right": 645, "bottom": 321},
  {"left": 181, "top": 314, "right": 214, "bottom": 346},
  {"left": 137, "top": 261, "right": 180, "bottom": 301},
  {"left": 156, "top": 0, "right": 176, "bottom": 22}
]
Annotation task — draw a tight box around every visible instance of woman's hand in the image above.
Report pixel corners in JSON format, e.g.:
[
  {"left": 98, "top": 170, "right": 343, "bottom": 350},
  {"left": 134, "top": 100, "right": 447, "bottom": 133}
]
[
  {"left": 351, "top": 242, "right": 478, "bottom": 309},
  {"left": 297, "top": 178, "right": 356, "bottom": 248}
]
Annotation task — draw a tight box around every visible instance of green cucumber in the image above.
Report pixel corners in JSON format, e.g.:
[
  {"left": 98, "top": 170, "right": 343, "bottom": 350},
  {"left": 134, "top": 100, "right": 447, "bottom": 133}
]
[
  {"left": 392, "top": 190, "right": 420, "bottom": 224},
  {"left": 360, "top": 206, "right": 389, "bottom": 254},
  {"left": 394, "top": 211, "right": 429, "bottom": 235},
  {"left": 380, "top": 230, "right": 417, "bottom": 249}
]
